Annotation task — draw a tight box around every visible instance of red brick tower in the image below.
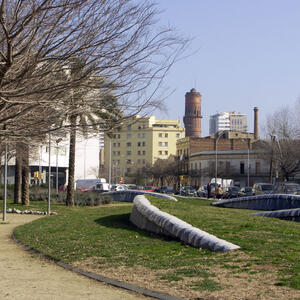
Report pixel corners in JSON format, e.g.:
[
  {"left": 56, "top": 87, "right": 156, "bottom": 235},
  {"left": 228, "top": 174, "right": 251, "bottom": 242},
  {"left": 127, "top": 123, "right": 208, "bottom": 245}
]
[{"left": 183, "top": 88, "right": 202, "bottom": 137}]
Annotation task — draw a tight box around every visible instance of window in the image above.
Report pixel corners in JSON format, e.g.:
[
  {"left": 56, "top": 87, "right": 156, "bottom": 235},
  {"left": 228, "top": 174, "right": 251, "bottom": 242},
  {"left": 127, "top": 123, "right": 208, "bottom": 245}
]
[
  {"left": 176, "top": 133, "right": 180, "bottom": 138},
  {"left": 126, "top": 142, "right": 131, "bottom": 147},
  {"left": 117, "top": 160, "right": 120, "bottom": 165},
  {"left": 142, "top": 133, "right": 146, "bottom": 138},
  {"left": 159, "top": 133, "right": 162, "bottom": 137},
  {"left": 142, "top": 159, "right": 146, "bottom": 164},
  {"left": 137, "top": 133, "right": 141, "bottom": 138},
  {"left": 118, "top": 134, "right": 121, "bottom": 139},
  {"left": 113, "top": 134, "right": 116, "bottom": 138},
  {"left": 226, "top": 161, "right": 230, "bottom": 171},
  {"left": 159, "top": 151, "right": 162, "bottom": 155},
  {"left": 240, "top": 162, "right": 245, "bottom": 174},
  {"left": 117, "top": 143, "right": 120, "bottom": 147},
  {"left": 137, "top": 159, "right": 141, "bottom": 164},
  {"left": 165, "top": 151, "right": 168, "bottom": 155},
  {"left": 165, "top": 133, "right": 168, "bottom": 138},
  {"left": 255, "top": 162, "right": 261, "bottom": 174},
  {"left": 126, "top": 151, "right": 131, "bottom": 155},
  {"left": 142, "top": 141, "right": 146, "bottom": 146},
  {"left": 127, "top": 159, "right": 132, "bottom": 164},
  {"left": 117, "top": 151, "right": 120, "bottom": 155},
  {"left": 165, "top": 142, "right": 168, "bottom": 146},
  {"left": 127, "top": 133, "right": 131, "bottom": 138},
  {"left": 142, "top": 150, "right": 146, "bottom": 155},
  {"left": 127, "top": 125, "right": 132, "bottom": 130},
  {"left": 112, "top": 151, "right": 116, "bottom": 156},
  {"left": 158, "top": 142, "right": 162, "bottom": 146},
  {"left": 137, "top": 150, "right": 141, "bottom": 155},
  {"left": 113, "top": 143, "right": 116, "bottom": 147},
  {"left": 127, "top": 168, "right": 131, "bottom": 173},
  {"left": 137, "top": 142, "right": 141, "bottom": 147}
]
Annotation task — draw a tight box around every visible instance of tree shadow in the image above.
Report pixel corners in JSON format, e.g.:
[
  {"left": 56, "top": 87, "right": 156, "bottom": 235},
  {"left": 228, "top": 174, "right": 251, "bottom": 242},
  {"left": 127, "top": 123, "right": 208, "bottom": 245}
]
[{"left": 95, "top": 213, "right": 176, "bottom": 242}]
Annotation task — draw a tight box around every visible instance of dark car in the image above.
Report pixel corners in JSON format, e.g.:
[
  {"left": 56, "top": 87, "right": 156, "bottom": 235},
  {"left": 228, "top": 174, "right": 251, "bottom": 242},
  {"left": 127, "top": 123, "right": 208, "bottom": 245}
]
[
  {"left": 155, "top": 186, "right": 174, "bottom": 194},
  {"left": 238, "top": 187, "right": 253, "bottom": 197},
  {"left": 180, "top": 186, "right": 197, "bottom": 196},
  {"left": 222, "top": 186, "right": 240, "bottom": 199},
  {"left": 273, "top": 182, "right": 300, "bottom": 194}
]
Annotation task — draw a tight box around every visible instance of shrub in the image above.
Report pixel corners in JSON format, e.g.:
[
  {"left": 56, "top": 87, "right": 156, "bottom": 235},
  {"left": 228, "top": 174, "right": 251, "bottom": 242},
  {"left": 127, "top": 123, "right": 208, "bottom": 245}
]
[{"left": 74, "top": 191, "right": 112, "bottom": 206}]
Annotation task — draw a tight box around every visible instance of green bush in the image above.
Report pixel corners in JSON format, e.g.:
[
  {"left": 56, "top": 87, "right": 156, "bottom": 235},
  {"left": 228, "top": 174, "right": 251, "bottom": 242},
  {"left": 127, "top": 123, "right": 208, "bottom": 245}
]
[
  {"left": 74, "top": 191, "right": 112, "bottom": 206},
  {"left": 28, "top": 187, "right": 112, "bottom": 206}
]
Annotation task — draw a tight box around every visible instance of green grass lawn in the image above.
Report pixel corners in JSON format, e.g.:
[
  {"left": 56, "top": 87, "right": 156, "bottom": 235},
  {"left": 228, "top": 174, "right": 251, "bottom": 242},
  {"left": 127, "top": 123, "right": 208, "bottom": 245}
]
[{"left": 10, "top": 197, "right": 300, "bottom": 294}]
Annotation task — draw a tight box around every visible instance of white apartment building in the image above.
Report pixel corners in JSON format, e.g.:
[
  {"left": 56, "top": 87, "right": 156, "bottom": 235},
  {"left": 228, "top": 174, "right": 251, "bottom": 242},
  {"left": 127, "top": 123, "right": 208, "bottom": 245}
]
[
  {"left": 209, "top": 112, "right": 247, "bottom": 134},
  {"left": 3, "top": 132, "right": 104, "bottom": 187}
]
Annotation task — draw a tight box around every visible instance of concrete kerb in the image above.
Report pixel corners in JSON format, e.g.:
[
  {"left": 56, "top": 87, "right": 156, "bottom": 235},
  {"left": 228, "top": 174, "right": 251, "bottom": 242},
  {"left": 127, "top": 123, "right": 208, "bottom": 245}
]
[{"left": 11, "top": 231, "right": 185, "bottom": 300}]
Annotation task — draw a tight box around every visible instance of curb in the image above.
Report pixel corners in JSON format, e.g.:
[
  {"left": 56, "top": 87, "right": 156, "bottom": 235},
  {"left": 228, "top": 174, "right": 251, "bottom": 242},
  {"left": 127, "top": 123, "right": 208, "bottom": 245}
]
[{"left": 12, "top": 231, "right": 185, "bottom": 300}]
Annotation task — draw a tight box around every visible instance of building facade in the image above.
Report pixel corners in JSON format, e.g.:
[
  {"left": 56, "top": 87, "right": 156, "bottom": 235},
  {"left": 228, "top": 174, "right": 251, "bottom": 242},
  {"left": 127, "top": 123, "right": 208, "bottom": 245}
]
[
  {"left": 176, "top": 131, "right": 270, "bottom": 187},
  {"left": 104, "top": 116, "right": 185, "bottom": 184},
  {"left": 2, "top": 132, "right": 104, "bottom": 187},
  {"left": 209, "top": 112, "right": 248, "bottom": 134}
]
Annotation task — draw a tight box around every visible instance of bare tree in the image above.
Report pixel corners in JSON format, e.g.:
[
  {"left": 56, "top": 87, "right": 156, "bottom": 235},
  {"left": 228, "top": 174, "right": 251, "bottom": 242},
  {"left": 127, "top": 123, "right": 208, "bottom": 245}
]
[
  {"left": 0, "top": 0, "right": 189, "bottom": 205},
  {"left": 0, "top": 0, "right": 189, "bottom": 138},
  {"left": 265, "top": 103, "right": 300, "bottom": 181},
  {"left": 151, "top": 156, "right": 178, "bottom": 186}
]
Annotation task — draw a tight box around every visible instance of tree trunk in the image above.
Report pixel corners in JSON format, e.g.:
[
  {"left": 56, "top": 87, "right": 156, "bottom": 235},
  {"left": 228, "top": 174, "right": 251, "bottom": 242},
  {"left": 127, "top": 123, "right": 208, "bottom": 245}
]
[
  {"left": 66, "top": 115, "right": 77, "bottom": 206},
  {"left": 14, "top": 143, "right": 22, "bottom": 204},
  {"left": 21, "top": 143, "right": 30, "bottom": 206}
]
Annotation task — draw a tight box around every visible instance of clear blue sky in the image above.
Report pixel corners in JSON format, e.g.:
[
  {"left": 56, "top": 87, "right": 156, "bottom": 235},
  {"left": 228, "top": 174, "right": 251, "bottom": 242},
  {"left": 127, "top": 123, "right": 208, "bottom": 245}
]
[{"left": 155, "top": 0, "right": 300, "bottom": 136}]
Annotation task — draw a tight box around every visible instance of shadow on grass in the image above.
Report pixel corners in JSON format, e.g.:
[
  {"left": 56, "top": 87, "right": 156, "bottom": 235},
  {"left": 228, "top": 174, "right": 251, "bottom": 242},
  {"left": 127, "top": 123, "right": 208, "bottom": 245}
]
[{"left": 95, "top": 213, "right": 177, "bottom": 242}]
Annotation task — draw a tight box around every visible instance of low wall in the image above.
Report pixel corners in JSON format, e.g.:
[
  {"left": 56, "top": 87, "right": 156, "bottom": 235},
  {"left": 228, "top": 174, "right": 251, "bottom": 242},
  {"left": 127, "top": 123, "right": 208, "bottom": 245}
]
[
  {"left": 212, "top": 194, "right": 300, "bottom": 211},
  {"left": 254, "top": 208, "right": 300, "bottom": 222},
  {"left": 130, "top": 195, "right": 240, "bottom": 252},
  {"left": 96, "top": 190, "right": 177, "bottom": 203}
]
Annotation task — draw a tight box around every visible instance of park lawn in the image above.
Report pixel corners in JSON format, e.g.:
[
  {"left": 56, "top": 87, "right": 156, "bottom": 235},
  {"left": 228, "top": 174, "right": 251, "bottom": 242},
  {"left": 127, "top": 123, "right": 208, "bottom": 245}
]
[{"left": 12, "top": 197, "right": 300, "bottom": 298}]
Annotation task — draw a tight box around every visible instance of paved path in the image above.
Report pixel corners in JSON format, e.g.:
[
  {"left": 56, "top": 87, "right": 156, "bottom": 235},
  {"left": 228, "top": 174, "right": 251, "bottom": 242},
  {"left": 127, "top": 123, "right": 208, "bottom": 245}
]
[{"left": 0, "top": 214, "right": 147, "bottom": 300}]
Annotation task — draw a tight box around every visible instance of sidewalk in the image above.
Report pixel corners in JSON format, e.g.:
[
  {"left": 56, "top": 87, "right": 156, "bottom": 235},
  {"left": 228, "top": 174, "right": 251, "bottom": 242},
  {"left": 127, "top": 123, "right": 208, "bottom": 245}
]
[{"left": 0, "top": 214, "right": 147, "bottom": 300}]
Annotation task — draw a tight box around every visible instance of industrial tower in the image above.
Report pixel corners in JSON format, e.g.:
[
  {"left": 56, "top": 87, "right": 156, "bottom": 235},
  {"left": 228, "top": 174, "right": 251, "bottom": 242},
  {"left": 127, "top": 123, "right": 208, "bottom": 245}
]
[{"left": 183, "top": 88, "right": 202, "bottom": 137}]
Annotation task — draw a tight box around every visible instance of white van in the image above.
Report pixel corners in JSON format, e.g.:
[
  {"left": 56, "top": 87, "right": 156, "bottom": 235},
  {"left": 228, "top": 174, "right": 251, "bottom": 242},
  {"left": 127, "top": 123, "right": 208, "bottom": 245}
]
[{"left": 94, "top": 182, "right": 110, "bottom": 193}]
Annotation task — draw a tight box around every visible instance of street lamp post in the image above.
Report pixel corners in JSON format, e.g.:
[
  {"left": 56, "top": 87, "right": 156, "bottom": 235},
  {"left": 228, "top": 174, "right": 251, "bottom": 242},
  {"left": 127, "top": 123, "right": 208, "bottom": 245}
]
[
  {"left": 48, "top": 133, "right": 51, "bottom": 215},
  {"left": 2, "top": 136, "right": 8, "bottom": 222},
  {"left": 215, "top": 131, "right": 226, "bottom": 198},
  {"left": 56, "top": 138, "right": 62, "bottom": 194},
  {"left": 108, "top": 138, "right": 111, "bottom": 187},
  {"left": 247, "top": 143, "right": 250, "bottom": 187}
]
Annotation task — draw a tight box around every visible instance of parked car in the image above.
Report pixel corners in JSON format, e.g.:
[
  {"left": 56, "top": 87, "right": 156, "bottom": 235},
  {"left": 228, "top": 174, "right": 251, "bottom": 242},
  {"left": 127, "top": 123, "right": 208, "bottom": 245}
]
[
  {"left": 222, "top": 186, "right": 240, "bottom": 199},
  {"left": 273, "top": 182, "right": 300, "bottom": 194},
  {"left": 127, "top": 184, "right": 137, "bottom": 190},
  {"left": 238, "top": 187, "right": 253, "bottom": 197},
  {"left": 110, "top": 184, "right": 128, "bottom": 191},
  {"left": 197, "top": 185, "right": 208, "bottom": 197},
  {"left": 180, "top": 186, "right": 197, "bottom": 197},
  {"left": 143, "top": 186, "right": 156, "bottom": 192},
  {"left": 155, "top": 186, "right": 174, "bottom": 194},
  {"left": 252, "top": 183, "right": 273, "bottom": 195}
]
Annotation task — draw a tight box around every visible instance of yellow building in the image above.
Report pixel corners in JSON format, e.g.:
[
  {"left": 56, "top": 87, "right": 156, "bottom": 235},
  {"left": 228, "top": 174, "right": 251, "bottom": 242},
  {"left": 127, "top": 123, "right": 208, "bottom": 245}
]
[{"left": 104, "top": 116, "right": 185, "bottom": 183}]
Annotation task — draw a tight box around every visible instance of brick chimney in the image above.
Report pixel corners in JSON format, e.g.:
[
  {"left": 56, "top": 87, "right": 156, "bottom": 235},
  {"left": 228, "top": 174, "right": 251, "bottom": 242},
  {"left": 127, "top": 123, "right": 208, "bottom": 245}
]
[{"left": 254, "top": 107, "right": 258, "bottom": 140}]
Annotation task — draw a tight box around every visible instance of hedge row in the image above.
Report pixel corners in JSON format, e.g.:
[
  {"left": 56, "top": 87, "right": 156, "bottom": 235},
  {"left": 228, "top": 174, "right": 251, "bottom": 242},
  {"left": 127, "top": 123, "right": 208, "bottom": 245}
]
[{"left": 0, "top": 187, "right": 112, "bottom": 206}]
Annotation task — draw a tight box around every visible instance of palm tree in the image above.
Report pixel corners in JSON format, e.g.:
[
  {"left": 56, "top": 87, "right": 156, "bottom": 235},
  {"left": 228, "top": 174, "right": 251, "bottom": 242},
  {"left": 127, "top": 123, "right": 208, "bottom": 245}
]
[{"left": 66, "top": 58, "right": 121, "bottom": 206}]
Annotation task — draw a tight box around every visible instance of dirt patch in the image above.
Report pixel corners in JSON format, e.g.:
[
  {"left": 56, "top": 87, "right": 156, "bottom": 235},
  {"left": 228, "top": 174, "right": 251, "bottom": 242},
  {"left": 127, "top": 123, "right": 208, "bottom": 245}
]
[{"left": 72, "top": 255, "right": 300, "bottom": 300}]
